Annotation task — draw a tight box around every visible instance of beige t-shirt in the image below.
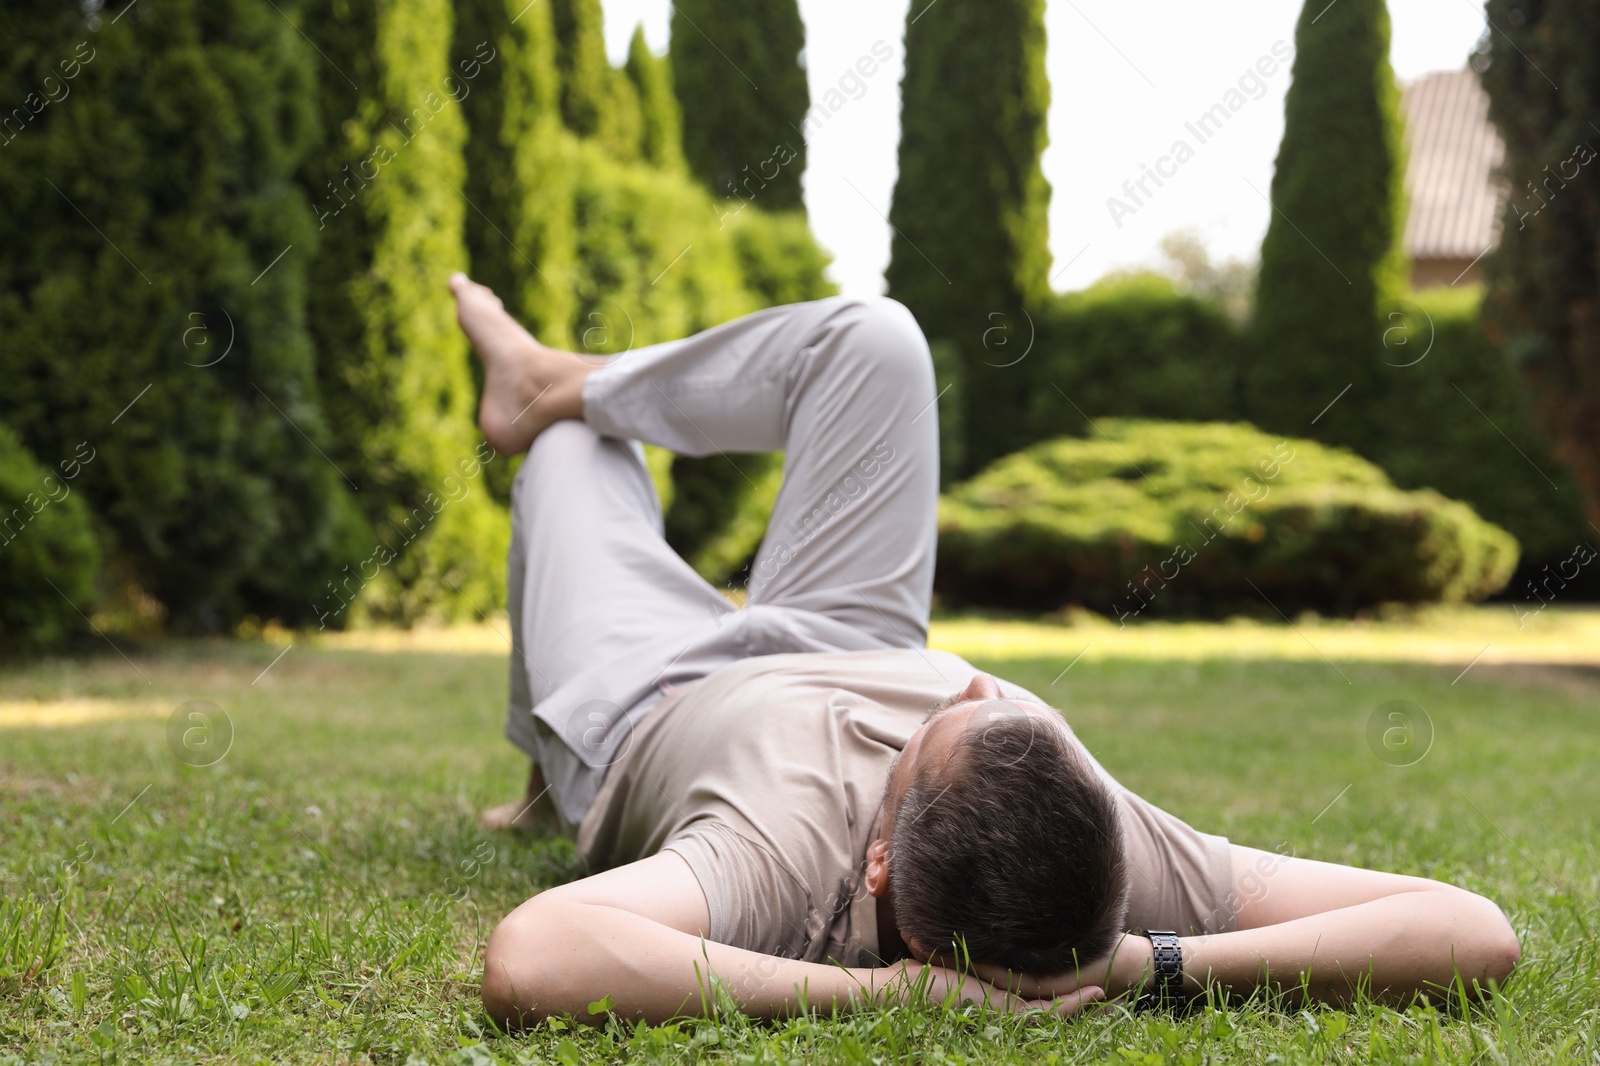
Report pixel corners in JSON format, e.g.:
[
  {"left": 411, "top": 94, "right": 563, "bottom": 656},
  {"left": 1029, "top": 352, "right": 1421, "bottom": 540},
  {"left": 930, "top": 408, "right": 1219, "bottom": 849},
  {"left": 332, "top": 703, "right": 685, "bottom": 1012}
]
[{"left": 577, "top": 649, "right": 1236, "bottom": 966}]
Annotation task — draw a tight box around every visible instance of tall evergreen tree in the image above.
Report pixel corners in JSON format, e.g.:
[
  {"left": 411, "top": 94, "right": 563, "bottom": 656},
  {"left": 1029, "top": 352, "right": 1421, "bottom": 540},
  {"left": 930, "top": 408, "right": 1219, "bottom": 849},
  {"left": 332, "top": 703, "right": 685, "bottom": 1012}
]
[
  {"left": 549, "top": 0, "right": 644, "bottom": 160},
  {"left": 454, "top": 0, "right": 576, "bottom": 346},
  {"left": 1479, "top": 0, "right": 1600, "bottom": 529},
  {"left": 549, "top": 0, "right": 611, "bottom": 138},
  {"left": 0, "top": 0, "right": 364, "bottom": 631},
  {"left": 625, "top": 25, "right": 684, "bottom": 171},
  {"left": 1245, "top": 0, "right": 1407, "bottom": 447},
  {"left": 669, "top": 0, "right": 809, "bottom": 210},
  {"left": 885, "top": 0, "right": 1052, "bottom": 476},
  {"left": 297, "top": 0, "right": 508, "bottom": 624}
]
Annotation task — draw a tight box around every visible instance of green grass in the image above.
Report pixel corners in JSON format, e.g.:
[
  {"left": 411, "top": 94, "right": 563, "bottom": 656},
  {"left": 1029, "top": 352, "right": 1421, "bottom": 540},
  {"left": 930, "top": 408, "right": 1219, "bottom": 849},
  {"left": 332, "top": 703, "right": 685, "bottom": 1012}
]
[{"left": 2, "top": 610, "right": 1598, "bottom": 1063}]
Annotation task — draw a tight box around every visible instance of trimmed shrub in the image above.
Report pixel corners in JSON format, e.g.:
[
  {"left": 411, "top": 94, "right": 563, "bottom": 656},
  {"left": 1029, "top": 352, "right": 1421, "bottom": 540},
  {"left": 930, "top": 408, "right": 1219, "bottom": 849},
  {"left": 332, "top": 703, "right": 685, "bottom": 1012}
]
[
  {"left": 0, "top": 422, "right": 100, "bottom": 652},
  {"left": 298, "top": 0, "right": 509, "bottom": 626},
  {"left": 0, "top": 0, "right": 365, "bottom": 632},
  {"left": 936, "top": 420, "right": 1518, "bottom": 618},
  {"left": 725, "top": 209, "right": 836, "bottom": 309},
  {"left": 1003, "top": 275, "right": 1242, "bottom": 464},
  {"left": 664, "top": 453, "right": 782, "bottom": 585},
  {"left": 566, "top": 137, "right": 765, "bottom": 343},
  {"left": 560, "top": 138, "right": 834, "bottom": 584}
]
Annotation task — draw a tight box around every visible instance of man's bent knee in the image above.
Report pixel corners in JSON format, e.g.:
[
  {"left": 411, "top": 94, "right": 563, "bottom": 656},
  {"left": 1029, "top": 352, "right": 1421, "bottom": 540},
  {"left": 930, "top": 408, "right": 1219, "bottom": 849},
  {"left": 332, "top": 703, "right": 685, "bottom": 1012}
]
[{"left": 826, "top": 296, "right": 934, "bottom": 388}]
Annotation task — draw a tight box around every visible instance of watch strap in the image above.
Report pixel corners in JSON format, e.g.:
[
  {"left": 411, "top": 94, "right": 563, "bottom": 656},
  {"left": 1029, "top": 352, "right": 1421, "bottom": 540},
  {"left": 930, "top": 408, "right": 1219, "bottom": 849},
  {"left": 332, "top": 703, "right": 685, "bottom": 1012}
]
[{"left": 1131, "top": 930, "right": 1186, "bottom": 1013}]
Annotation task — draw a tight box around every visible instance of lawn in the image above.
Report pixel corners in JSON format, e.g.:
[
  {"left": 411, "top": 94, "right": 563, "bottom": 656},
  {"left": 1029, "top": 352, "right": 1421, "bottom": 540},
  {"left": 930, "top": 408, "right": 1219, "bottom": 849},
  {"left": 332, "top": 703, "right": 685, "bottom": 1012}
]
[{"left": 2, "top": 607, "right": 1598, "bottom": 1064}]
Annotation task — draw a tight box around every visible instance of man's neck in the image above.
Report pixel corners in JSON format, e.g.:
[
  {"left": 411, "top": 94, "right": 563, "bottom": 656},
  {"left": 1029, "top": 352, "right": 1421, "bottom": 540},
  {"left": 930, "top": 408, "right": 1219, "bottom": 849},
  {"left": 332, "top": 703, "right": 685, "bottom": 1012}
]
[{"left": 875, "top": 891, "right": 910, "bottom": 963}]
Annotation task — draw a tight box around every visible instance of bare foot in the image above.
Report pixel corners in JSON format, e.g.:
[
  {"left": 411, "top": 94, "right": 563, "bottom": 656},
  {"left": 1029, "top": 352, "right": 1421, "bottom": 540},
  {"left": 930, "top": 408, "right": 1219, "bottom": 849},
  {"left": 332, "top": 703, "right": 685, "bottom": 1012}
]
[
  {"left": 480, "top": 761, "right": 560, "bottom": 834},
  {"left": 449, "top": 273, "right": 595, "bottom": 455}
]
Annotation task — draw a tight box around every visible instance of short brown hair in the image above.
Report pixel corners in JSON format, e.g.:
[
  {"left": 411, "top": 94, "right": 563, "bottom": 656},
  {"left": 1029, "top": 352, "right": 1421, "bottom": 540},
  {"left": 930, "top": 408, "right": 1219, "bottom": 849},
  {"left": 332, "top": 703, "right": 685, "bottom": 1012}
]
[{"left": 888, "top": 713, "right": 1129, "bottom": 973}]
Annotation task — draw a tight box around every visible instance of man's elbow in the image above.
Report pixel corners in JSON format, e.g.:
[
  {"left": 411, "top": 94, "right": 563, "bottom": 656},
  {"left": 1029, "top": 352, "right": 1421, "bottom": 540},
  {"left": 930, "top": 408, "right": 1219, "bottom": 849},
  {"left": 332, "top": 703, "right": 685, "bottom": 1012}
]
[
  {"left": 1484, "top": 908, "right": 1521, "bottom": 986},
  {"left": 482, "top": 903, "right": 568, "bottom": 1029},
  {"left": 1463, "top": 890, "right": 1520, "bottom": 987}
]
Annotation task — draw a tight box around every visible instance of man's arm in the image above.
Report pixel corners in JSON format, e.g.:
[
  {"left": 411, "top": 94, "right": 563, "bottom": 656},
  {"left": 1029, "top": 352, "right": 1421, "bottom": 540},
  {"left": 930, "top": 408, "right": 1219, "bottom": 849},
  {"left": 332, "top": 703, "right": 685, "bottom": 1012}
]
[
  {"left": 481, "top": 851, "right": 1103, "bottom": 1026},
  {"left": 989, "top": 845, "right": 1521, "bottom": 1008}
]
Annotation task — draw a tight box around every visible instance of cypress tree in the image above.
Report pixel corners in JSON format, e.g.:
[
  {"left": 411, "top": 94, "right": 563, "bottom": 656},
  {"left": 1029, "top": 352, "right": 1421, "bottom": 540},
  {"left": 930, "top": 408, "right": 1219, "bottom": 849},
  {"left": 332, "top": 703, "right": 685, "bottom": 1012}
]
[
  {"left": 550, "top": 0, "right": 611, "bottom": 138},
  {"left": 454, "top": 0, "right": 575, "bottom": 345},
  {"left": 0, "top": 0, "right": 364, "bottom": 631},
  {"left": 669, "top": 0, "right": 809, "bottom": 210},
  {"left": 625, "top": 25, "right": 684, "bottom": 171},
  {"left": 1479, "top": 0, "right": 1600, "bottom": 530},
  {"left": 297, "top": 0, "right": 508, "bottom": 624},
  {"left": 1245, "top": 0, "right": 1407, "bottom": 447},
  {"left": 885, "top": 0, "right": 1052, "bottom": 476},
  {"left": 549, "top": 0, "right": 644, "bottom": 160}
]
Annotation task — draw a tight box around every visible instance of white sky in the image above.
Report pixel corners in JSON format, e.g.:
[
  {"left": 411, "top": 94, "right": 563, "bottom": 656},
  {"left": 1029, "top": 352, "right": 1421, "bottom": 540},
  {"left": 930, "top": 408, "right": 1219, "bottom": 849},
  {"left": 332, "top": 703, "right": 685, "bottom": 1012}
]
[{"left": 602, "top": 0, "right": 1488, "bottom": 297}]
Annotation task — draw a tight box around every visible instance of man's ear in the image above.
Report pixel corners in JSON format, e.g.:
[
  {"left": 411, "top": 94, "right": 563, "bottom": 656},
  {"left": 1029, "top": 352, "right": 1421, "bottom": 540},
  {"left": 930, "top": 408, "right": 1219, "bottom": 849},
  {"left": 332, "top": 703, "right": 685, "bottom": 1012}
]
[{"left": 864, "top": 838, "right": 890, "bottom": 898}]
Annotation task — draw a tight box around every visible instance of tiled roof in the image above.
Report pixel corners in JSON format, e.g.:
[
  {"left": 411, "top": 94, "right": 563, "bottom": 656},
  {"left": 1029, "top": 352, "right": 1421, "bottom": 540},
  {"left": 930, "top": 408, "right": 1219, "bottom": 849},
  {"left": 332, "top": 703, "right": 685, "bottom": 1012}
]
[{"left": 1399, "top": 68, "right": 1504, "bottom": 260}]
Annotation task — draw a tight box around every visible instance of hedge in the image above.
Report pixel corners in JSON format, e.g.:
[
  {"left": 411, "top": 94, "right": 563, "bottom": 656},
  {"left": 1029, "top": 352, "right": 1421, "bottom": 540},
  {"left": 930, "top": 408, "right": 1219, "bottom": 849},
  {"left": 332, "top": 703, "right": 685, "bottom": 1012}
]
[
  {"left": 935, "top": 420, "right": 1518, "bottom": 617},
  {"left": 1365, "top": 288, "right": 1591, "bottom": 580},
  {"left": 298, "top": 0, "right": 511, "bottom": 626},
  {"left": 0, "top": 423, "right": 100, "bottom": 652},
  {"left": 0, "top": 0, "right": 366, "bottom": 633},
  {"left": 998, "top": 275, "right": 1242, "bottom": 465}
]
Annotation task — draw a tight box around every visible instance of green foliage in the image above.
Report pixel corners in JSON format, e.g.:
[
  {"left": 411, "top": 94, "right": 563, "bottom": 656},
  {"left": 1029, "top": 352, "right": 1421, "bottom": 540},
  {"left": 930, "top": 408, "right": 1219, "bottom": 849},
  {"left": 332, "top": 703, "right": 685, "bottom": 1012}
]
[
  {"left": 1365, "top": 288, "right": 1590, "bottom": 583},
  {"left": 724, "top": 208, "right": 837, "bottom": 308},
  {"left": 936, "top": 421, "right": 1518, "bottom": 617},
  {"left": 0, "top": 422, "right": 100, "bottom": 651},
  {"left": 560, "top": 133, "right": 834, "bottom": 350},
  {"left": 1480, "top": 0, "right": 1600, "bottom": 529},
  {"left": 454, "top": 0, "right": 574, "bottom": 345},
  {"left": 928, "top": 341, "right": 966, "bottom": 488},
  {"left": 663, "top": 454, "right": 782, "bottom": 586},
  {"left": 0, "top": 0, "right": 364, "bottom": 632},
  {"left": 560, "top": 140, "right": 834, "bottom": 584},
  {"left": 1245, "top": 0, "right": 1408, "bottom": 447},
  {"left": 297, "top": 0, "right": 508, "bottom": 625},
  {"left": 887, "top": 0, "right": 1052, "bottom": 476},
  {"left": 624, "top": 26, "right": 684, "bottom": 171},
  {"left": 670, "top": 0, "right": 809, "bottom": 209},
  {"left": 453, "top": 0, "right": 576, "bottom": 506},
  {"left": 1004, "top": 275, "right": 1243, "bottom": 464},
  {"left": 565, "top": 138, "right": 764, "bottom": 344},
  {"left": 549, "top": 0, "right": 610, "bottom": 137},
  {"left": 548, "top": 0, "right": 641, "bottom": 160}
]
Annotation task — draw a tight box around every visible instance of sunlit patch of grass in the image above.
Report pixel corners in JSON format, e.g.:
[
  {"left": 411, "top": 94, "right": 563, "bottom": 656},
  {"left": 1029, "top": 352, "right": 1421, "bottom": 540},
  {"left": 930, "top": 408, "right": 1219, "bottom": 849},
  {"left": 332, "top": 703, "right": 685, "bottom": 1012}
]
[
  {"left": 1, "top": 608, "right": 1597, "bottom": 1063},
  {"left": 929, "top": 604, "right": 1600, "bottom": 667}
]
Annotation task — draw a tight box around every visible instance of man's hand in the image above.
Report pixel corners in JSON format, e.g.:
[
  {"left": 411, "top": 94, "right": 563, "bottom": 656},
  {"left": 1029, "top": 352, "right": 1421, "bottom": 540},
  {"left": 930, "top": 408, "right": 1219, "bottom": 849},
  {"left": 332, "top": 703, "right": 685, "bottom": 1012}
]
[
  {"left": 887, "top": 960, "right": 1106, "bottom": 1017},
  {"left": 970, "top": 934, "right": 1154, "bottom": 1006}
]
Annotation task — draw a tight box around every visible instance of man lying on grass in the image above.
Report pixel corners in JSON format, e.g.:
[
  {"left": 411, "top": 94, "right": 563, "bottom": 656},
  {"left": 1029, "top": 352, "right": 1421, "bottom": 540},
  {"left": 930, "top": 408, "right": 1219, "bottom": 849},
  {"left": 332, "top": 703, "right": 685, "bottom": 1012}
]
[{"left": 448, "top": 274, "right": 1520, "bottom": 1025}]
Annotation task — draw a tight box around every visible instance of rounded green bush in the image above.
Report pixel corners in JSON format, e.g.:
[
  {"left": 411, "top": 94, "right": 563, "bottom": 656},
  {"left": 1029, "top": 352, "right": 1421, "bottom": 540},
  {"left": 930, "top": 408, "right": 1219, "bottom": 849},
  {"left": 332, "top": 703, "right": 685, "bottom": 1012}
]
[
  {"left": 936, "top": 420, "right": 1518, "bottom": 618},
  {"left": 0, "top": 422, "right": 100, "bottom": 652}
]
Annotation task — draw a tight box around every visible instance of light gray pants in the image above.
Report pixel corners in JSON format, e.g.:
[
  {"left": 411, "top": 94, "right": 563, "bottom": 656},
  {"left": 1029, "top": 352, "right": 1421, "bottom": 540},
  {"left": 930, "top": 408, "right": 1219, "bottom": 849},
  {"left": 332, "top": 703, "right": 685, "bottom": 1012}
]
[{"left": 505, "top": 296, "right": 942, "bottom": 825}]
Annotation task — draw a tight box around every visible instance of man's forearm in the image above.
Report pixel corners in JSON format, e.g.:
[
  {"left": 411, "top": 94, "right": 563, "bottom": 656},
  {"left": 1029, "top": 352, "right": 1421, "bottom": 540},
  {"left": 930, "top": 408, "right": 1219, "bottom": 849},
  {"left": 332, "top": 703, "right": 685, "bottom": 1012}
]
[
  {"left": 1173, "top": 888, "right": 1519, "bottom": 1007},
  {"left": 485, "top": 897, "right": 901, "bottom": 1025},
  {"left": 484, "top": 897, "right": 1102, "bottom": 1026}
]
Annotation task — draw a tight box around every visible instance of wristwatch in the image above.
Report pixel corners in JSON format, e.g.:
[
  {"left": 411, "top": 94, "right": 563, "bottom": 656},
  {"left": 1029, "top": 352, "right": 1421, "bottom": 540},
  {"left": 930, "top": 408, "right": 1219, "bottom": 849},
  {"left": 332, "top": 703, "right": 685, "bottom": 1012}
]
[{"left": 1130, "top": 930, "right": 1186, "bottom": 1012}]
